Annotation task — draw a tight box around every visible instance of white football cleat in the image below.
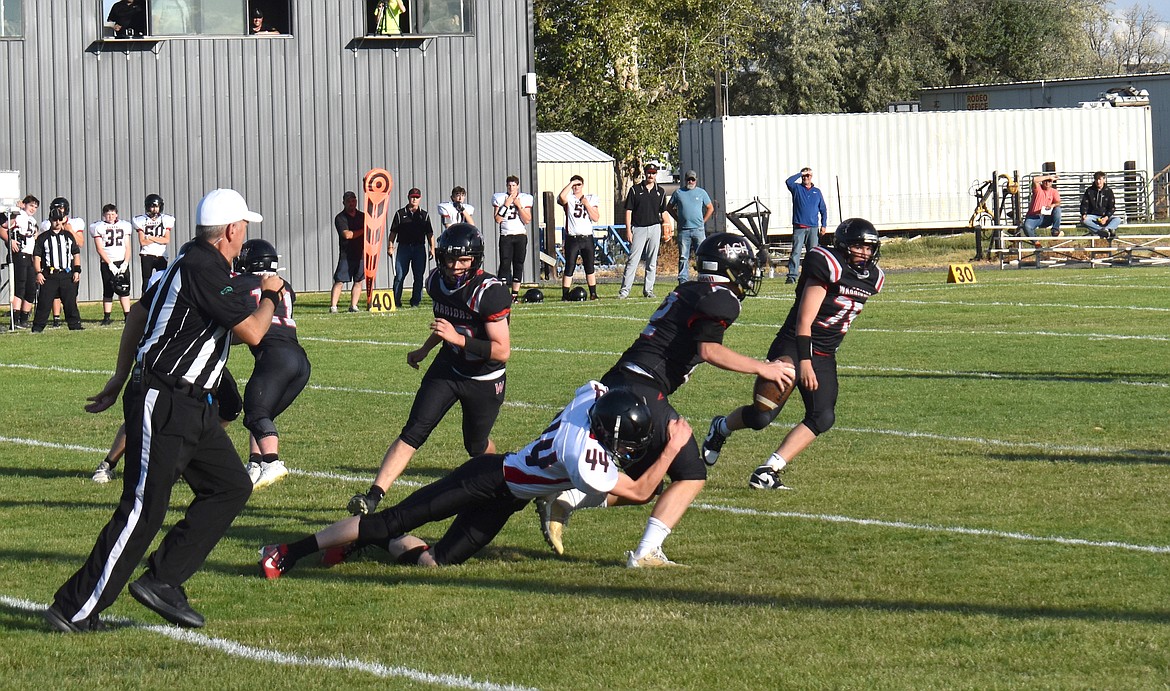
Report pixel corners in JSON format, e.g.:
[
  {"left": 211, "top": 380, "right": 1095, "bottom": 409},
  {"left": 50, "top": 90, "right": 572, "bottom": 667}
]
[
  {"left": 626, "top": 546, "right": 682, "bottom": 568},
  {"left": 253, "top": 460, "right": 289, "bottom": 489},
  {"left": 246, "top": 461, "right": 263, "bottom": 484}
]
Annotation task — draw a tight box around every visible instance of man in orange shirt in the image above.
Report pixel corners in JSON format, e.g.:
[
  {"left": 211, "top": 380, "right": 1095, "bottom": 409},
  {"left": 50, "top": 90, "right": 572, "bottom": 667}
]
[{"left": 1021, "top": 173, "right": 1062, "bottom": 242}]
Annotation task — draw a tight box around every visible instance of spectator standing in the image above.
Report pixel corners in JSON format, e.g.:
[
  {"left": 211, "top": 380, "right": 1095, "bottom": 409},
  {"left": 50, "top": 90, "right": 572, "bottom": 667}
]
[
  {"left": 90, "top": 203, "right": 134, "bottom": 325},
  {"left": 784, "top": 168, "right": 828, "bottom": 284},
  {"left": 2, "top": 195, "right": 39, "bottom": 328},
  {"left": 1080, "top": 171, "right": 1122, "bottom": 241},
  {"left": 618, "top": 163, "right": 672, "bottom": 299},
  {"left": 45, "top": 188, "right": 284, "bottom": 633},
  {"left": 668, "top": 170, "right": 714, "bottom": 283},
  {"left": 133, "top": 194, "right": 174, "bottom": 293},
  {"left": 31, "top": 207, "right": 84, "bottom": 332},
  {"left": 437, "top": 186, "right": 475, "bottom": 231},
  {"left": 1022, "top": 173, "right": 1063, "bottom": 241},
  {"left": 374, "top": 0, "right": 406, "bottom": 35},
  {"left": 330, "top": 190, "right": 365, "bottom": 313},
  {"left": 388, "top": 187, "right": 435, "bottom": 308},
  {"left": 106, "top": 0, "right": 147, "bottom": 38},
  {"left": 558, "top": 175, "right": 600, "bottom": 300},
  {"left": 492, "top": 175, "right": 534, "bottom": 302}
]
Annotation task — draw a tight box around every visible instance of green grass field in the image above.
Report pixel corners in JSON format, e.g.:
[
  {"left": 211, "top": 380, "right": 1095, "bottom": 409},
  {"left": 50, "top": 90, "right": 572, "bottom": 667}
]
[{"left": 2, "top": 263, "right": 1169, "bottom": 689}]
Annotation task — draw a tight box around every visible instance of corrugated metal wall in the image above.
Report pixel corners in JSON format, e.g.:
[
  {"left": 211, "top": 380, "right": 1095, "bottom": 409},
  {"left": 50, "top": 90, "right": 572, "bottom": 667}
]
[
  {"left": 921, "top": 74, "right": 1170, "bottom": 172},
  {"left": 679, "top": 108, "right": 1153, "bottom": 232},
  {"left": 0, "top": 1, "right": 537, "bottom": 302}
]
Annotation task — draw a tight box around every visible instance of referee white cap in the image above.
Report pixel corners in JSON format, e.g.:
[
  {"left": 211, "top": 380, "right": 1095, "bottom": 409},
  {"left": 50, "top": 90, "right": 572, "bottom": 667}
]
[{"left": 196, "top": 188, "right": 264, "bottom": 226}]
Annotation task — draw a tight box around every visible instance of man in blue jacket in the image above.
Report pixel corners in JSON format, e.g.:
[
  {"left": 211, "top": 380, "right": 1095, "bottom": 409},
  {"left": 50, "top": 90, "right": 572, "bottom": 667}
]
[{"left": 785, "top": 168, "right": 828, "bottom": 284}]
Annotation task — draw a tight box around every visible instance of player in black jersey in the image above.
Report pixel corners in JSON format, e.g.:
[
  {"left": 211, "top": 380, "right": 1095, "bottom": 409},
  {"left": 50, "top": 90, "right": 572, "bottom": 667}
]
[
  {"left": 232, "top": 239, "right": 312, "bottom": 490},
  {"left": 537, "top": 233, "right": 795, "bottom": 566},
  {"left": 703, "top": 218, "right": 885, "bottom": 490},
  {"left": 348, "top": 223, "right": 512, "bottom": 515}
]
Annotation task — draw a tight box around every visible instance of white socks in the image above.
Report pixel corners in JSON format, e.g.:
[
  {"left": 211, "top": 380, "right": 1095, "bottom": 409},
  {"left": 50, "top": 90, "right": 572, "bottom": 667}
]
[
  {"left": 631, "top": 517, "right": 671, "bottom": 560},
  {"left": 765, "top": 453, "right": 788, "bottom": 472}
]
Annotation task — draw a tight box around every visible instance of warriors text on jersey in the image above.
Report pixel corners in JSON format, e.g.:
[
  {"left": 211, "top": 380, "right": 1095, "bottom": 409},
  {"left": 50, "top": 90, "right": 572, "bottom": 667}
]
[
  {"left": 426, "top": 267, "right": 511, "bottom": 379},
  {"left": 133, "top": 212, "right": 175, "bottom": 257},
  {"left": 90, "top": 219, "right": 133, "bottom": 264},
  {"left": 778, "top": 245, "right": 884, "bottom": 354},
  {"left": 610, "top": 281, "right": 742, "bottom": 394},
  {"left": 231, "top": 273, "right": 299, "bottom": 351},
  {"left": 491, "top": 192, "right": 534, "bottom": 236},
  {"left": 502, "top": 381, "right": 620, "bottom": 500}
]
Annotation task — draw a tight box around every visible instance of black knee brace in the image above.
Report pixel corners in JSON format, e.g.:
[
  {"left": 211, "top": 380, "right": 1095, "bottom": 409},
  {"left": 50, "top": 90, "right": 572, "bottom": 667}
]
[
  {"left": 741, "top": 404, "right": 781, "bottom": 431},
  {"left": 803, "top": 409, "right": 835, "bottom": 436}
]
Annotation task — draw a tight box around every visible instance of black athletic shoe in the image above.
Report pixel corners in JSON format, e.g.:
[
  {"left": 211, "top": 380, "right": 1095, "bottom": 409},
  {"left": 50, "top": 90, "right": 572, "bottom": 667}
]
[
  {"left": 44, "top": 604, "right": 105, "bottom": 633},
  {"left": 100, "top": 317, "right": 112, "bottom": 326},
  {"left": 129, "top": 574, "right": 205, "bottom": 628},
  {"left": 52, "top": 317, "right": 61, "bottom": 328}
]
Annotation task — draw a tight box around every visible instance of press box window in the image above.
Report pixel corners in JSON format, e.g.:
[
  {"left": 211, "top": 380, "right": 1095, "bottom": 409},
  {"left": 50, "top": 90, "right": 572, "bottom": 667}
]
[
  {"left": 0, "top": 0, "right": 22, "bottom": 38},
  {"left": 366, "top": 0, "right": 474, "bottom": 36},
  {"left": 100, "top": 0, "right": 292, "bottom": 38}
]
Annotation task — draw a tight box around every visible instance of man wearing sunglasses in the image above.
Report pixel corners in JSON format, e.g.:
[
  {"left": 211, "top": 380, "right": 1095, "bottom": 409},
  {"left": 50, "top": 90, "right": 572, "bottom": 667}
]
[{"left": 785, "top": 167, "right": 828, "bottom": 284}]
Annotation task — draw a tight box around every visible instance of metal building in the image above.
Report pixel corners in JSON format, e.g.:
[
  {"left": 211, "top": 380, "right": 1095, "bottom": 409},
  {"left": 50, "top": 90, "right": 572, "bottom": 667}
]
[
  {"left": 920, "top": 73, "right": 1170, "bottom": 172},
  {"left": 678, "top": 109, "right": 1152, "bottom": 232},
  {"left": 0, "top": 1, "right": 537, "bottom": 303}
]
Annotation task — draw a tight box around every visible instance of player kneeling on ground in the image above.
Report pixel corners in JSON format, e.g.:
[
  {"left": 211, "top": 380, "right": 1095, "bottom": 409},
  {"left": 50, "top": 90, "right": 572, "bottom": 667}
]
[
  {"left": 703, "top": 218, "right": 884, "bottom": 489},
  {"left": 259, "top": 383, "right": 689, "bottom": 576}
]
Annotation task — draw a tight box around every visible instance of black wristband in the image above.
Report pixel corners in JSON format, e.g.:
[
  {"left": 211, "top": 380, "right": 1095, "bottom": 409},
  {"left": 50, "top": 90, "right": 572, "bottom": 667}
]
[
  {"left": 796, "top": 335, "right": 814, "bottom": 361},
  {"left": 73, "top": 265, "right": 82, "bottom": 275},
  {"left": 260, "top": 289, "right": 282, "bottom": 308},
  {"left": 463, "top": 336, "right": 493, "bottom": 360}
]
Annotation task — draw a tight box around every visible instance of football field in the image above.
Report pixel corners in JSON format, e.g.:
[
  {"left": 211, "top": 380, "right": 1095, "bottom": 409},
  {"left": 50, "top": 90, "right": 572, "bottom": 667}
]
[{"left": 2, "top": 266, "right": 1169, "bottom": 688}]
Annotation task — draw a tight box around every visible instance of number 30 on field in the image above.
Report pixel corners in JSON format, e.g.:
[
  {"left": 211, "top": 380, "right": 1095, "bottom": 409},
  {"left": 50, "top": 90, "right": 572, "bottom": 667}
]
[{"left": 947, "top": 263, "right": 977, "bottom": 284}]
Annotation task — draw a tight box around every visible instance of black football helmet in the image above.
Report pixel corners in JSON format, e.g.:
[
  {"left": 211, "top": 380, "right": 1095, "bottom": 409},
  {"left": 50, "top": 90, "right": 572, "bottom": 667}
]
[
  {"left": 111, "top": 268, "right": 132, "bottom": 297},
  {"left": 436, "top": 223, "right": 485, "bottom": 287},
  {"left": 567, "top": 286, "right": 588, "bottom": 301},
  {"left": 588, "top": 388, "right": 654, "bottom": 469},
  {"left": 833, "top": 218, "right": 881, "bottom": 274},
  {"left": 235, "top": 238, "right": 280, "bottom": 274},
  {"left": 695, "top": 232, "right": 759, "bottom": 299},
  {"left": 145, "top": 194, "right": 164, "bottom": 216},
  {"left": 48, "top": 197, "right": 70, "bottom": 222},
  {"left": 522, "top": 288, "right": 544, "bottom": 303}
]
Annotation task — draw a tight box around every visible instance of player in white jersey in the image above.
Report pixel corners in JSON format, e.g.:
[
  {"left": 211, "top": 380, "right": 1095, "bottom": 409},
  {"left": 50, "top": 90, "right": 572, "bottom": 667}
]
[
  {"left": 1, "top": 195, "right": 40, "bottom": 327},
  {"left": 132, "top": 193, "right": 175, "bottom": 292},
  {"left": 436, "top": 185, "right": 475, "bottom": 230},
  {"left": 90, "top": 203, "right": 134, "bottom": 324},
  {"left": 558, "top": 175, "right": 601, "bottom": 300},
  {"left": 258, "top": 383, "right": 691, "bottom": 576},
  {"left": 491, "top": 175, "right": 534, "bottom": 302}
]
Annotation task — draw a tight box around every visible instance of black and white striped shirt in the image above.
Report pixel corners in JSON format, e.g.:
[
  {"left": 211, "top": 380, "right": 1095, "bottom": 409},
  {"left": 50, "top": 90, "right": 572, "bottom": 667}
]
[
  {"left": 32, "top": 228, "right": 80, "bottom": 271},
  {"left": 136, "top": 240, "right": 254, "bottom": 391}
]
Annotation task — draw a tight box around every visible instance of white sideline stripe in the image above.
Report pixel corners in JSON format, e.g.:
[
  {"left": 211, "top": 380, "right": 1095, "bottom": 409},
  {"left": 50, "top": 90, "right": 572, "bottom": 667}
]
[
  {"left": 694, "top": 504, "right": 1170, "bottom": 554},
  {"left": 886, "top": 298, "right": 1170, "bottom": 312},
  {"left": 836, "top": 364, "right": 1170, "bottom": 388},
  {"left": 0, "top": 596, "right": 534, "bottom": 691},
  {"left": 290, "top": 467, "right": 423, "bottom": 488},
  {"left": 834, "top": 426, "right": 1170, "bottom": 459},
  {"left": 854, "top": 327, "right": 1170, "bottom": 343},
  {"left": 300, "top": 336, "right": 623, "bottom": 357}
]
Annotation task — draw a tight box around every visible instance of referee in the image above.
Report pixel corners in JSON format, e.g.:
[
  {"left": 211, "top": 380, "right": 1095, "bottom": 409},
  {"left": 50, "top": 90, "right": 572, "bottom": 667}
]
[
  {"left": 45, "top": 188, "right": 286, "bottom": 633},
  {"left": 31, "top": 206, "right": 84, "bottom": 332}
]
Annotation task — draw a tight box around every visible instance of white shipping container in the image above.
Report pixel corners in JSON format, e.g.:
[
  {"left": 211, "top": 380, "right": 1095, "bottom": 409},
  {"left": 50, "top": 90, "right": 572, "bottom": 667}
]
[{"left": 678, "top": 108, "right": 1153, "bottom": 232}]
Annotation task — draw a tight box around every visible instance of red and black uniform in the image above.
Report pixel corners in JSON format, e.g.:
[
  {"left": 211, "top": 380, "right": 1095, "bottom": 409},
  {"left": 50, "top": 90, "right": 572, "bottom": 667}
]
[
  {"left": 760, "top": 245, "right": 884, "bottom": 434},
  {"left": 399, "top": 267, "right": 511, "bottom": 455},
  {"left": 601, "top": 280, "right": 742, "bottom": 481},
  {"left": 232, "top": 273, "right": 310, "bottom": 441}
]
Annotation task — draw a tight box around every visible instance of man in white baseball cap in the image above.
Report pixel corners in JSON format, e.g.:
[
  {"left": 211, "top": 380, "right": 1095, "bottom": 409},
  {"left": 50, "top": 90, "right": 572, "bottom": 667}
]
[{"left": 47, "top": 187, "right": 285, "bottom": 633}]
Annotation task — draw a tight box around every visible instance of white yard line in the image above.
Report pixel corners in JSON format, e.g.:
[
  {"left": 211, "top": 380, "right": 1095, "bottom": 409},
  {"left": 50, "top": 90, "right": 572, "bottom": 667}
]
[
  {"left": 694, "top": 504, "right": 1170, "bottom": 554},
  {"left": 0, "top": 596, "right": 535, "bottom": 691}
]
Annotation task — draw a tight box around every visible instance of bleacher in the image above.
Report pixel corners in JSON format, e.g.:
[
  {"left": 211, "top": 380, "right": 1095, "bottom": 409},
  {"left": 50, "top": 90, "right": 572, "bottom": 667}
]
[{"left": 990, "top": 224, "right": 1170, "bottom": 268}]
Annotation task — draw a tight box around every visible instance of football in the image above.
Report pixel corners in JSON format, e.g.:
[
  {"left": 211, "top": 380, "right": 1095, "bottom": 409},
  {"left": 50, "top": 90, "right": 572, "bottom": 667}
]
[{"left": 752, "top": 364, "right": 796, "bottom": 411}]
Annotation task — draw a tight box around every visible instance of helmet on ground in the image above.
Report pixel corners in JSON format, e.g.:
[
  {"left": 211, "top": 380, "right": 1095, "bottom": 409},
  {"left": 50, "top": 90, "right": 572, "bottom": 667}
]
[
  {"left": 48, "top": 197, "right": 70, "bottom": 222},
  {"left": 695, "top": 232, "right": 759, "bottom": 299},
  {"left": 145, "top": 194, "right": 164, "bottom": 215},
  {"left": 235, "top": 238, "right": 280, "bottom": 274},
  {"left": 833, "top": 218, "right": 881, "bottom": 274},
  {"left": 522, "top": 288, "right": 544, "bottom": 303},
  {"left": 436, "top": 223, "right": 485, "bottom": 287},
  {"left": 567, "top": 286, "right": 588, "bottom": 301},
  {"left": 588, "top": 388, "right": 654, "bottom": 469}
]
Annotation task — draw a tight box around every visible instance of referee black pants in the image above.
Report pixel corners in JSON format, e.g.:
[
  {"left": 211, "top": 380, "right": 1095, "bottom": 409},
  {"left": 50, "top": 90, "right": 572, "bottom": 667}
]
[
  {"left": 31, "top": 271, "right": 81, "bottom": 330},
  {"left": 52, "top": 375, "right": 252, "bottom": 624}
]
